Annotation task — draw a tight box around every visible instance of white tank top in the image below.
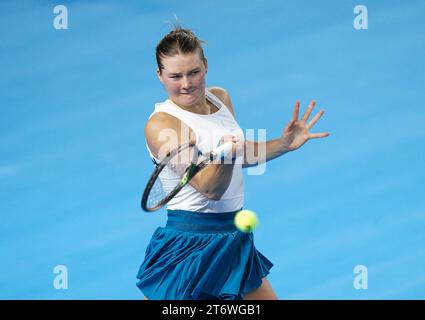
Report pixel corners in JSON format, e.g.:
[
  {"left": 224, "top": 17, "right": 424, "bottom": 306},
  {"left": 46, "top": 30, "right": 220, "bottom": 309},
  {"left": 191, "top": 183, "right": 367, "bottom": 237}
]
[{"left": 146, "top": 88, "right": 245, "bottom": 212}]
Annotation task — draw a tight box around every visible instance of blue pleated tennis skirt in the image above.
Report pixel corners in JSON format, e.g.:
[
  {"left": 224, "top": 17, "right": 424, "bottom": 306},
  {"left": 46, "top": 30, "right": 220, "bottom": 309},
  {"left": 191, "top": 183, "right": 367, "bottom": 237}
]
[{"left": 136, "top": 209, "right": 273, "bottom": 300}]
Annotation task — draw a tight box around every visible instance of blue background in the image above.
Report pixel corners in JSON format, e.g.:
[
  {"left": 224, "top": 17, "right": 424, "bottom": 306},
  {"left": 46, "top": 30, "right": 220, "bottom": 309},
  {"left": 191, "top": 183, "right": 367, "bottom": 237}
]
[{"left": 1, "top": 0, "right": 424, "bottom": 299}]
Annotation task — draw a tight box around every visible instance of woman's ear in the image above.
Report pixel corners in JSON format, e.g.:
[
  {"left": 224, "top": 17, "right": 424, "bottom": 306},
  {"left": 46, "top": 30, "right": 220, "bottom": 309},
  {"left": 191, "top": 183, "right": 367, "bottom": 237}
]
[
  {"left": 157, "top": 68, "right": 164, "bottom": 84},
  {"left": 203, "top": 58, "right": 208, "bottom": 74}
]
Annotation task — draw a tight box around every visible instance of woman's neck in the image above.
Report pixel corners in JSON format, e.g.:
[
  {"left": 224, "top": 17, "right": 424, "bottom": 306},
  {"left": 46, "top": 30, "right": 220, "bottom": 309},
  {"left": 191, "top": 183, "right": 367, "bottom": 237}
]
[{"left": 170, "top": 97, "right": 213, "bottom": 115}]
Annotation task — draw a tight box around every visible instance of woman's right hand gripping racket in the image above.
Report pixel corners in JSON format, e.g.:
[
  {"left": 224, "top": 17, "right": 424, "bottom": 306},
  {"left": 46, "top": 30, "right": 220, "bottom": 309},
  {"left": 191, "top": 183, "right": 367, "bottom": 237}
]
[{"left": 141, "top": 140, "right": 235, "bottom": 212}]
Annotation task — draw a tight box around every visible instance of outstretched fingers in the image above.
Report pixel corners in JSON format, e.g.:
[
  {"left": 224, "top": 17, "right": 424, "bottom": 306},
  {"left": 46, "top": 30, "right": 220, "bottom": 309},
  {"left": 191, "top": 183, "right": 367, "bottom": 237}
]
[
  {"left": 301, "top": 100, "right": 316, "bottom": 122},
  {"left": 291, "top": 100, "right": 330, "bottom": 139},
  {"left": 309, "top": 132, "right": 330, "bottom": 139},
  {"left": 307, "top": 109, "right": 325, "bottom": 129},
  {"left": 292, "top": 101, "right": 300, "bottom": 121},
  {"left": 307, "top": 108, "right": 330, "bottom": 139}
]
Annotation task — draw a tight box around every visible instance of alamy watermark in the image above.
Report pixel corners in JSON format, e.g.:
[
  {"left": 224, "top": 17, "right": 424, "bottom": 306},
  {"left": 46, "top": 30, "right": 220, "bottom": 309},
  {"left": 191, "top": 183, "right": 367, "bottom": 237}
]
[
  {"left": 53, "top": 5, "right": 69, "bottom": 30},
  {"left": 53, "top": 265, "right": 69, "bottom": 290},
  {"left": 353, "top": 264, "right": 368, "bottom": 290},
  {"left": 154, "top": 127, "right": 271, "bottom": 175},
  {"left": 353, "top": 5, "right": 368, "bottom": 30}
]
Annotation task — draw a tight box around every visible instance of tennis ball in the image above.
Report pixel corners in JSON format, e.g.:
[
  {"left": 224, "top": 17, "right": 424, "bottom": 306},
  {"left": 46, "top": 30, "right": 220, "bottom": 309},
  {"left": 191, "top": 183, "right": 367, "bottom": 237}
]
[{"left": 234, "top": 210, "right": 258, "bottom": 232}]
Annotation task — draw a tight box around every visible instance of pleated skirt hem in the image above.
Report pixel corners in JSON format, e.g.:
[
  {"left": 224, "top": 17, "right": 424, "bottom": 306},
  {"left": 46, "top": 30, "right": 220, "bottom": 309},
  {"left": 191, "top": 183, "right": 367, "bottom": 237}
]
[{"left": 136, "top": 222, "right": 273, "bottom": 300}]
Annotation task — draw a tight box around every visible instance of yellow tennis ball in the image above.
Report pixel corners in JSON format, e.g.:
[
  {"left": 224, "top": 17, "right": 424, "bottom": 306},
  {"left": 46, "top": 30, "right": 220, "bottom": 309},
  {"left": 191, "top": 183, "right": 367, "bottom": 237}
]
[{"left": 234, "top": 210, "right": 258, "bottom": 232}]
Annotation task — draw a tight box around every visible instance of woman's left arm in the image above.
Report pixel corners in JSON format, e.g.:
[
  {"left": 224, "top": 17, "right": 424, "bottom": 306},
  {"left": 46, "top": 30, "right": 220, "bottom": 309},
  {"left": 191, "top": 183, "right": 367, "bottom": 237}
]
[
  {"left": 242, "top": 139, "right": 289, "bottom": 168},
  {"left": 242, "top": 100, "right": 330, "bottom": 168}
]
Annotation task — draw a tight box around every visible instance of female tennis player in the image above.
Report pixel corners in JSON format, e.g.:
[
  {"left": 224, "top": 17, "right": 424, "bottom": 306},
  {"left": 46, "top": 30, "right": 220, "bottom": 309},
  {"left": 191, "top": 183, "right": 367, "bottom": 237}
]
[{"left": 136, "top": 27, "right": 330, "bottom": 300}]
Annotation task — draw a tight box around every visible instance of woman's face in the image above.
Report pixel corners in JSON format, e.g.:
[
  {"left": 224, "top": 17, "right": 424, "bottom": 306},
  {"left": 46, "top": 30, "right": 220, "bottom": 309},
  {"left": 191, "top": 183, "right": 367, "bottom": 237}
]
[{"left": 157, "top": 51, "right": 208, "bottom": 108}]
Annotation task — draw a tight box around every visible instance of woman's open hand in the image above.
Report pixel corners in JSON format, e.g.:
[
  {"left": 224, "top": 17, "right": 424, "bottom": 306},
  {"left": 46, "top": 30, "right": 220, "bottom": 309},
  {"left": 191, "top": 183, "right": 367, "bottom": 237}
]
[{"left": 280, "top": 100, "right": 330, "bottom": 151}]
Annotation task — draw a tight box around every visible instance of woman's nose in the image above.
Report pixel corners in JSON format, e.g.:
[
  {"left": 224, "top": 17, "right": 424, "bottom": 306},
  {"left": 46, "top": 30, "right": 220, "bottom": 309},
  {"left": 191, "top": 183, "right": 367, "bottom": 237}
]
[{"left": 182, "top": 76, "right": 191, "bottom": 89}]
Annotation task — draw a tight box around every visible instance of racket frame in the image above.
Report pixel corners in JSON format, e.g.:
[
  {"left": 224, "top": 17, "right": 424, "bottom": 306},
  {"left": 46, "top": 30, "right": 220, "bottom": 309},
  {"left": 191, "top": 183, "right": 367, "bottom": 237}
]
[
  {"left": 141, "top": 141, "right": 233, "bottom": 212},
  {"left": 141, "top": 142, "right": 200, "bottom": 211}
]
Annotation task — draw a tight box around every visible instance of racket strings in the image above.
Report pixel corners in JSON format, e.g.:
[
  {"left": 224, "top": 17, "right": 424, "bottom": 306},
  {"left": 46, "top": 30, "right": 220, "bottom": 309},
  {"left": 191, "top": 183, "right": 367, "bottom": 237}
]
[
  {"left": 146, "top": 177, "right": 166, "bottom": 209},
  {"left": 145, "top": 144, "right": 201, "bottom": 210}
]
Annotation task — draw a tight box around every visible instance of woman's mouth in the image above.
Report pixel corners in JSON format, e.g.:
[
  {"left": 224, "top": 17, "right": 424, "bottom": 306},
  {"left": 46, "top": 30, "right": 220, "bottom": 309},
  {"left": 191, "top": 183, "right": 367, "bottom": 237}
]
[{"left": 181, "top": 89, "right": 196, "bottom": 95}]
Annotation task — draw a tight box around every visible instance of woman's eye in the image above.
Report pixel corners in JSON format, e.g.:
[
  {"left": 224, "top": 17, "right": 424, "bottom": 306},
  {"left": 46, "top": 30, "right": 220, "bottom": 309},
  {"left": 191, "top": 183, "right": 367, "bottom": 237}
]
[{"left": 169, "top": 71, "right": 198, "bottom": 79}]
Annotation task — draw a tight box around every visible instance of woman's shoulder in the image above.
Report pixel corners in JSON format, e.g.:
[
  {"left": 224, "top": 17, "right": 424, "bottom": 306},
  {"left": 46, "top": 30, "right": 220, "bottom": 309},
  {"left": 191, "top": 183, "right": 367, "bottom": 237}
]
[
  {"left": 145, "top": 111, "right": 195, "bottom": 141},
  {"left": 207, "top": 86, "right": 236, "bottom": 117},
  {"left": 207, "top": 86, "right": 230, "bottom": 103},
  {"left": 145, "top": 111, "right": 181, "bottom": 133}
]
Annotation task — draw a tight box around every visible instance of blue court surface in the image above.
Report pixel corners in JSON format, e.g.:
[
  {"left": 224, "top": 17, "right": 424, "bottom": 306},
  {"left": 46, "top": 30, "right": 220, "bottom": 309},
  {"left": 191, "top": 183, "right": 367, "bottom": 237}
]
[{"left": 1, "top": 0, "right": 424, "bottom": 299}]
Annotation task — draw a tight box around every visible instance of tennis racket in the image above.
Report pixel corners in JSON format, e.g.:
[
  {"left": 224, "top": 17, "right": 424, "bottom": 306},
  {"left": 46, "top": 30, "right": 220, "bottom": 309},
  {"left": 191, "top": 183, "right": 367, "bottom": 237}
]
[{"left": 141, "top": 141, "right": 234, "bottom": 212}]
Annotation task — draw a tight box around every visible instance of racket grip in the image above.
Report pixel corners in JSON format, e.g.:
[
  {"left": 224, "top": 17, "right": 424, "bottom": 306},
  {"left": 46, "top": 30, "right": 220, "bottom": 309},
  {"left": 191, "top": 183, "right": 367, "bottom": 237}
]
[{"left": 211, "top": 141, "right": 234, "bottom": 160}]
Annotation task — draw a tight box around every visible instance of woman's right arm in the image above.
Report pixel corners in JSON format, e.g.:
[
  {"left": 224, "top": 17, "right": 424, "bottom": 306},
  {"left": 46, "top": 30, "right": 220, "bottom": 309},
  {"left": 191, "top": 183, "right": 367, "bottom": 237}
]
[{"left": 145, "top": 113, "right": 238, "bottom": 200}]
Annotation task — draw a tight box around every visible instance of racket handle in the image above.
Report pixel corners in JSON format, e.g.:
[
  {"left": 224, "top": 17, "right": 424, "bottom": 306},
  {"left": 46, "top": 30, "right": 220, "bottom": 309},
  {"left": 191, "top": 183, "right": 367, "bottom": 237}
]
[{"left": 211, "top": 141, "right": 233, "bottom": 160}]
